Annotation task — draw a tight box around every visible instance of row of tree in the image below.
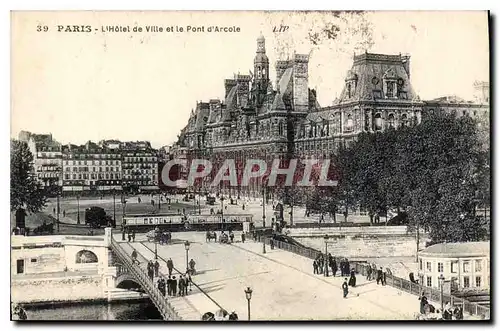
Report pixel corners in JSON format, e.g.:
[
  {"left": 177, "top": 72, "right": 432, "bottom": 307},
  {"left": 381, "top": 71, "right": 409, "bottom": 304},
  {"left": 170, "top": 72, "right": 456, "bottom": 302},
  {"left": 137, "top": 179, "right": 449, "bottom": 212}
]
[{"left": 277, "top": 112, "right": 490, "bottom": 243}]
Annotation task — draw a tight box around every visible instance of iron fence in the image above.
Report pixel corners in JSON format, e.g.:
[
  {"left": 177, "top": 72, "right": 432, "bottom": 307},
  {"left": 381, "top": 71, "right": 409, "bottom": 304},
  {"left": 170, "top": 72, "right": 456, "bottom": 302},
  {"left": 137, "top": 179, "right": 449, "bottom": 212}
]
[
  {"left": 257, "top": 235, "right": 490, "bottom": 319},
  {"left": 110, "top": 237, "right": 181, "bottom": 320}
]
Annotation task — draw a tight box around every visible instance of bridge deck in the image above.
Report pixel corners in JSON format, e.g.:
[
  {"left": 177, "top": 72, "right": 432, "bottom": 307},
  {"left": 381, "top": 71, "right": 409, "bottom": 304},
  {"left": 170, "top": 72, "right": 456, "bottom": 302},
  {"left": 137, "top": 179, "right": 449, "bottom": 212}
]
[{"left": 114, "top": 232, "right": 433, "bottom": 320}]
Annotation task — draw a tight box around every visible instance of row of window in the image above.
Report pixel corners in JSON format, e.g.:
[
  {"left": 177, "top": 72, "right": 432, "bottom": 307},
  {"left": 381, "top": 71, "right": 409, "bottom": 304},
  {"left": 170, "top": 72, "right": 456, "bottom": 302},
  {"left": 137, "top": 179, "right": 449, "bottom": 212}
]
[
  {"left": 65, "top": 167, "right": 121, "bottom": 173},
  {"left": 123, "top": 169, "right": 156, "bottom": 174},
  {"left": 64, "top": 153, "right": 120, "bottom": 159},
  {"left": 423, "top": 275, "right": 482, "bottom": 288},
  {"left": 64, "top": 173, "right": 121, "bottom": 180},
  {"left": 63, "top": 160, "right": 120, "bottom": 166},
  {"left": 123, "top": 157, "right": 157, "bottom": 162},
  {"left": 419, "top": 259, "right": 483, "bottom": 273}
]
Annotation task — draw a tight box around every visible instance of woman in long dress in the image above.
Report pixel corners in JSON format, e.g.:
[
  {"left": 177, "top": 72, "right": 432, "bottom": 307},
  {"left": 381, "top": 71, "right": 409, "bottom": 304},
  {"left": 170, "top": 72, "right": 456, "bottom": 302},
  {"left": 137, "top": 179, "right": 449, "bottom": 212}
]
[{"left": 348, "top": 269, "right": 356, "bottom": 287}]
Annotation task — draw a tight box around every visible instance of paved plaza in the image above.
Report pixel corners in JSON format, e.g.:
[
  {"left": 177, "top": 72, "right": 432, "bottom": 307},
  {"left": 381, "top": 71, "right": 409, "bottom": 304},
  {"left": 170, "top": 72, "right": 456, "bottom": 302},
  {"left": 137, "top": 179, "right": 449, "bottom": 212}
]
[{"left": 115, "top": 231, "right": 431, "bottom": 320}]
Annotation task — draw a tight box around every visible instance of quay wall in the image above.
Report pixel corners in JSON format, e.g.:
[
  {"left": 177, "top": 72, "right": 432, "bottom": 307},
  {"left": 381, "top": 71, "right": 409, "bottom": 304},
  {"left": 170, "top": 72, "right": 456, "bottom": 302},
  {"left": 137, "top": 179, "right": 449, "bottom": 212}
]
[{"left": 12, "top": 275, "right": 105, "bottom": 304}]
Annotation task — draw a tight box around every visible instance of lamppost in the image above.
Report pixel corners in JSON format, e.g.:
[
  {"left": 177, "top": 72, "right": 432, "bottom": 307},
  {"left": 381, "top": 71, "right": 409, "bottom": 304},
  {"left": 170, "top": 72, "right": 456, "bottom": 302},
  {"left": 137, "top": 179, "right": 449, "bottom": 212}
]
[
  {"left": 184, "top": 241, "right": 190, "bottom": 272},
  {"left": 113, "top": 190, "right": 116, "bottom": 227},
  {"left": 262, "top": 186, "right": 266, "bottom": 228},
  {"left": 324, "top": 234, "right": 329, "bottom": 277},
  {"left": 154, "top": 227, "right": 159, "bottom": 260},
  {"left": 77, "top": 194, "right": 80, "bottom": 224},
  {"left": 439, "top": 274, "right": 445, "bottom": 311},
  {"left": 244, "top": 287, "right": 253, "bottom": 321},
  {"left": 56, "top": 193, "right": 60, "bottom": 232},
  {"left": 220, "top": 196, "right": 225, "bottom": 231}
]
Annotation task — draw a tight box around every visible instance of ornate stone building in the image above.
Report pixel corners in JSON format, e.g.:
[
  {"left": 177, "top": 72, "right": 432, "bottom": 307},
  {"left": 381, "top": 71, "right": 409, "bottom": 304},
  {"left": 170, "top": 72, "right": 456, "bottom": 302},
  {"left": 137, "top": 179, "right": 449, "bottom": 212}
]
[{"left": 172, "top": 35, "right": 489, "bottom": 197}]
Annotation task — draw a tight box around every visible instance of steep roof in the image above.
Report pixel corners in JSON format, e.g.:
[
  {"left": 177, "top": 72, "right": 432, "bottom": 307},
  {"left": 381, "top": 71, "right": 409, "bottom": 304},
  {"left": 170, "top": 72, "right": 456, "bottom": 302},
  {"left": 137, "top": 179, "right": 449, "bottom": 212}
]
[{"left": 336, "top": 53, "right": 419, "bottom": 104}]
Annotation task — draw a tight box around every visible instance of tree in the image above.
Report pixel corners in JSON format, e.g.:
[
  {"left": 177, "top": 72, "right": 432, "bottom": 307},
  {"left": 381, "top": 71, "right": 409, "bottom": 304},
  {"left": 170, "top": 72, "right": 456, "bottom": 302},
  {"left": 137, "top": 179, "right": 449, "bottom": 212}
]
[
  {"left": 339, "top": 111, "right": 488, "bottom": 243},
  {"left": 11, "top": 140, "right": 47, "bottom": 229}
]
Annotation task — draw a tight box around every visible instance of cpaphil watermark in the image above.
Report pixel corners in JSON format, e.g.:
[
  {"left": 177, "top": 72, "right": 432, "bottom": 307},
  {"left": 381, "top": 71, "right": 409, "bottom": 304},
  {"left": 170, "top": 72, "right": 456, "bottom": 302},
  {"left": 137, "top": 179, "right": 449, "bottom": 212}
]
[{"left": 161, "top": 158, "right": 338, "bottom": 188}]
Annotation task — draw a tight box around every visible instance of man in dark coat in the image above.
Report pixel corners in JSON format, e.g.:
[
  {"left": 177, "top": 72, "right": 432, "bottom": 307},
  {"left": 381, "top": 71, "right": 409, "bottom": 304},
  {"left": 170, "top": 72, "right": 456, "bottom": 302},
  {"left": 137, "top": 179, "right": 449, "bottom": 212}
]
[
  {"left": 241, "top": 232, "right": 246, "bottom": 243},
  {"left": 154, "top": 260, "right": 160, "bottom": 277},
  {"left": 313, "top": 260, "right": 318, "bottom": 274},
  {"left": 147, "top": 261, "right": 154, "bottom": 281},
  {"left": 377, "top": 267, "right": 383, "bottom": 285},
  {"left": 332, "top": 257, "right": 338, "bottom": 277},
  {"left": 178, "top": 275, "right": 185, "bottom": 296},
  {"left": 167, "top": 276, "right": 173, "bottom": 296},
  {"left": 167, "top": 258, "right": 174, "bottom": 276},
  {"left": 171, "top": 276, "right": 178, "bottom": 296},
  {"left": 342, "top": 278, "right": 349, "bottom": 298}
]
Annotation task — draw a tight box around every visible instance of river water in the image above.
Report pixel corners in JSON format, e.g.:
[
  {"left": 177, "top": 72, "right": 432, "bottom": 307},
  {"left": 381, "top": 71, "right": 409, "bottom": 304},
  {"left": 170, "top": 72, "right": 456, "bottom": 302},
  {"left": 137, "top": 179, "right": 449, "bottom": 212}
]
[{"left": 24, "top": 300, "right": 162, "bottom": 320}]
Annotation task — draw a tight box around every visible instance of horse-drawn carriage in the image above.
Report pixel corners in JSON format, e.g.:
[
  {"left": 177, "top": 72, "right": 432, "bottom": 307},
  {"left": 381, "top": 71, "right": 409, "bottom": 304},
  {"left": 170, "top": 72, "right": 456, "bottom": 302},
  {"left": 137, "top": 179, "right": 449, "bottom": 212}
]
[
  {"left": 206, "top": 231, "right": 217, "bottom": 242},
  {"left": 146, "top": 229, "right": 172, "bottom": 244},
  {"left": 219, "top": 232, "right": 230, "bottom": 244}
]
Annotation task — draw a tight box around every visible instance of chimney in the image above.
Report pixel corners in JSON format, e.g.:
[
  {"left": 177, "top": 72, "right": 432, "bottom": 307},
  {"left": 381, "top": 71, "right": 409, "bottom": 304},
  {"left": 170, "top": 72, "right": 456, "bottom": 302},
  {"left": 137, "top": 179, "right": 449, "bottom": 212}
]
[{"left": 401, "top": 54, "right": 411, "bottom": 79}]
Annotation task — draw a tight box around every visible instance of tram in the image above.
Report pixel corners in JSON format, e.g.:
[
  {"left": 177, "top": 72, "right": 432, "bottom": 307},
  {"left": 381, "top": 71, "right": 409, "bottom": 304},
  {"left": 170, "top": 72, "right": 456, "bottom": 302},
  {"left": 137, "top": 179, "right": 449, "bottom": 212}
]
[{"left": 122, "top": 213, "right": 254, "bottom": 232}]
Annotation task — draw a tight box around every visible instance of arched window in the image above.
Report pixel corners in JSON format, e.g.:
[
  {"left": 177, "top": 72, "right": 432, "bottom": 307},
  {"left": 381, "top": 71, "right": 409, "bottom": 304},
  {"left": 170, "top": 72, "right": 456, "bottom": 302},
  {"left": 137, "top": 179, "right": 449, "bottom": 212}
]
[
  {"left": 278, "top": 121, "right": 283, "bottom": 136},
  {"left": 388, "top": 113, "right": 395, "bottom": 128},
  {"left": 374, "top": 113, "right": 383, "bottom": 131},
  {"left": 401, "top": 114, "right": 408, "bottom": 127},
  {"left": 75, "top": 250, "right": 98, "bottom": 264}
]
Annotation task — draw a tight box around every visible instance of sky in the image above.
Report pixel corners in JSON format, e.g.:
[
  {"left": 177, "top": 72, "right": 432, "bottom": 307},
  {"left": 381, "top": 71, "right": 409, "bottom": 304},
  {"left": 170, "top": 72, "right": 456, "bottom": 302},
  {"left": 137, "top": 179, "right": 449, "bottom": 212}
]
[{"left": 11, "top": 11, "right": 489, "bottom": 148}]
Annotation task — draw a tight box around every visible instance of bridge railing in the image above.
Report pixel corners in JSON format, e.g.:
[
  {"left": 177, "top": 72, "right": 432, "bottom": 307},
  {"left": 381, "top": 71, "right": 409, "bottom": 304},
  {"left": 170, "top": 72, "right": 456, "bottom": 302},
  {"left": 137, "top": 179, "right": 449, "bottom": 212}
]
[
  {"left": 257, "top": 236, "right": 489, "bottom": 319},
  {"left": 110, "top": 237, "right": 181, "bottom": 320}
]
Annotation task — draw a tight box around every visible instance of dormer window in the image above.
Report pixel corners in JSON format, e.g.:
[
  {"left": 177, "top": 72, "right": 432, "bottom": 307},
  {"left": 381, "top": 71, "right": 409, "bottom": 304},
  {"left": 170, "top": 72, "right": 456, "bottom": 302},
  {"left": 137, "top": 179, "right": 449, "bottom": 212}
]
[
  {"left": 401, "top": 114, "right": 408, "bottom": 127},
  {"left": 388, "top": 114, "right": 395, "bottom": 128},
  {"left": 345, "top": 114, "right": 353, "bottom": 131},
  {"left": 374, "top": 113, "right": 383, "bottom": 131}
]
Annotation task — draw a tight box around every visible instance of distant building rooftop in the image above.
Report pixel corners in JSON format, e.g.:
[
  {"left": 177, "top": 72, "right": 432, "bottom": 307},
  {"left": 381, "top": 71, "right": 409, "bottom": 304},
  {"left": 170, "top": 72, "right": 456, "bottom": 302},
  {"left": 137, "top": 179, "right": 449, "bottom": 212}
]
[{"left": 420, "top": 241, "right": 490, "bottom": 258}]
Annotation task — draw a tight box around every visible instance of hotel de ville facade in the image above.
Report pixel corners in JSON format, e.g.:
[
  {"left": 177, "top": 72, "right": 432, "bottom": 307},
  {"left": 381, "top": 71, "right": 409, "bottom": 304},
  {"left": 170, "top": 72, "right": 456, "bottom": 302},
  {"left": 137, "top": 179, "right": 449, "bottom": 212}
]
[{"left": 171, "top": 35, "right": 490, "bottom": 198}]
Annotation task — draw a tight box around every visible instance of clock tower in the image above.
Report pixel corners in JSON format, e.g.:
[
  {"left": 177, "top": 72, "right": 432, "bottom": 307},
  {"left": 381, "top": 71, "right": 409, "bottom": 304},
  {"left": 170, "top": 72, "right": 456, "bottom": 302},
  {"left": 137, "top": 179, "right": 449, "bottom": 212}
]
[{"left": 253, "top": 34, "right": 270, "bottom": 107}]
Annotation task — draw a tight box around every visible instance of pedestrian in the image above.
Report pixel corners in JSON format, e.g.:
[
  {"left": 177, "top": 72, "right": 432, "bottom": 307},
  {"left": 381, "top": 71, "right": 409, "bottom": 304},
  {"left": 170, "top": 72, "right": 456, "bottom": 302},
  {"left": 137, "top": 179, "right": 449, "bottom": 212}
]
[
  {"left": 332, "top": 257, "right": 338, "bottom": 277},
  {"left": 147, "top": 260, "right": 154, "bottom": 281},
  {"left": 178, "top": 275, "right": 185, "bottom": 296},
  {"left": 171, "top": 276, "right": 178, "bottom": 296},
  {"left": 377, "top": 267, "right": 383, "bottom": 285},
  {"left": 167, "top": 276, "right": 172, "bottom": 296},
  {"left": 228, "top": 311, "right": 239, "bottom": 321},
  {"left": 313, "top": 260, "right": 318, "bottom": 274},
  {"left": 127, "top": 231, "right": 131, "bottom": 242},
  {"left": 189, "top": 259, "right": 196, "bottom": 275},
  {"left": 167, "top": 258, "right": 174, "bottom": 276},
  {"left": 270, "top": 238, "right": 275, "bottom": 250},
  {"left": 241, "top": 232, "right": 246, "bottom": 243},
  {"left": 131, "top": 249, "right": 139, "bottom": 265},
  {"left": 328, "top": 254, "right": 334, "bottom": 276},
  {"left": 63, "top": 210, "right": 66, "bottom": 217},
  {"left": 382, "top": 269, "right": 387, "bottom": 286},
  {"left": 348, "top": 268, "right": 357, "bottom": 287},
  {"left": 132, "top": 230, "right": 136, "bottom": 242},
  {"left": 154, "top": 260, "right": 160, "bottom": 277},
  {"left": 342, "top": 278, "right": 349, "bottom": 298},
  {"left": 185, "top": 271, "right": 192, "bottom": 292},
  {"left": 53, "top": 207, "right": 56, "bottom": 215},
  {"left": 345, "top": 259, "right": 350, "bottom": 277},
  {"left": 366, "top": 264, "right": 372, "bottom": 281}
]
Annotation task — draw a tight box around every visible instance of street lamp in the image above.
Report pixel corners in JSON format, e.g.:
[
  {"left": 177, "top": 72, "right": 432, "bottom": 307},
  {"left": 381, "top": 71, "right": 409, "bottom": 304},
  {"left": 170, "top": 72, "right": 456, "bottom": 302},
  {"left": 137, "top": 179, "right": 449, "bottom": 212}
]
[
  {"left": 244, "top": 287, "right": 253, "bottom": 321},
  {"left": 439, "top": 274, "right": 445, "bottom": 311},
  {"left": 184, "top": 240, "right": 190, "bottom": 272},
  {"left": 154, "top": 226, "right": 159, "bottom": 260},
  {"left": 262, "top": 186, "right": 266, "bottom": 228},
  {"left": 324, "top": 234, "right": 329, "bottom": 277},
  {"left": 220, "top": 196, "right": 225, "bottom": 231}
]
